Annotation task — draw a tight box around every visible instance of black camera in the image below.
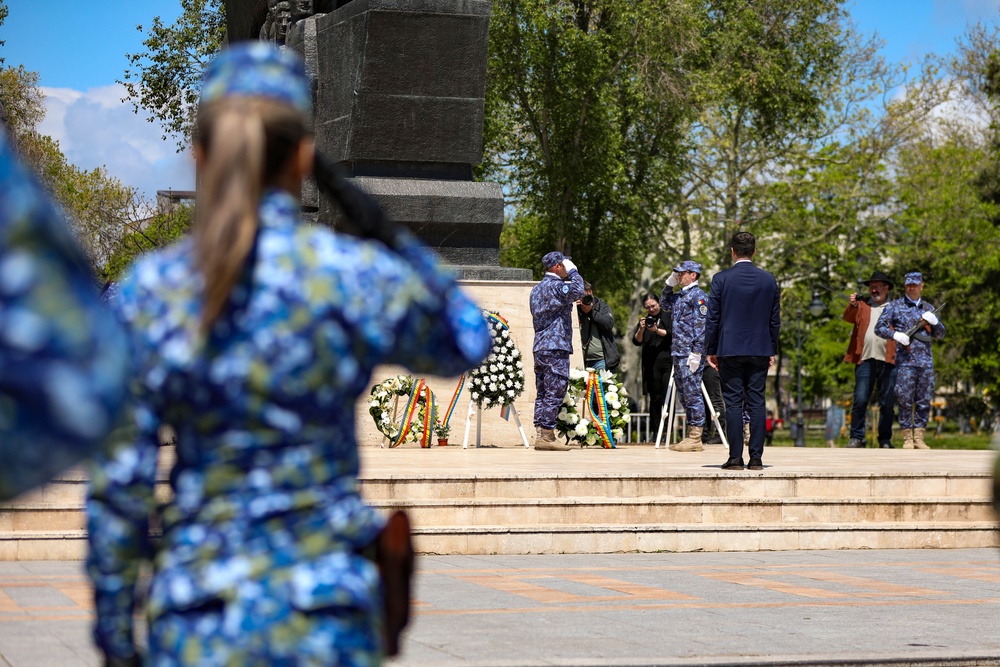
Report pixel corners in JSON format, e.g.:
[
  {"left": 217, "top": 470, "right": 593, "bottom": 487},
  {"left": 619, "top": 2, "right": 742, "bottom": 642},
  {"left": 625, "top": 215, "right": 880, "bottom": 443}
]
[
  {"left": 581, "top": 294, "right": 594, "bottom": 306},
  {"left": 645, "top": 316, "right": 658, "bottom": 328}
]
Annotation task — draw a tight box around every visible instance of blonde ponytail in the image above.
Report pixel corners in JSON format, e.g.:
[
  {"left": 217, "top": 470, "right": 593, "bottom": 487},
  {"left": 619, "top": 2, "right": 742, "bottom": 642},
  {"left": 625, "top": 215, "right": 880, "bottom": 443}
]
[{"left": 194, "top": 98, "right": 308, "bottom": 333}]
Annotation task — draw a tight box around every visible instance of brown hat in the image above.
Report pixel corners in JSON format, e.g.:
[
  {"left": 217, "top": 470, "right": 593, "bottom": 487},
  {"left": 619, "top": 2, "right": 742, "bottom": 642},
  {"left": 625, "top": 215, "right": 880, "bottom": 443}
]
[{"left": 862, "top": 270, "right": 893, "bottom": 290}]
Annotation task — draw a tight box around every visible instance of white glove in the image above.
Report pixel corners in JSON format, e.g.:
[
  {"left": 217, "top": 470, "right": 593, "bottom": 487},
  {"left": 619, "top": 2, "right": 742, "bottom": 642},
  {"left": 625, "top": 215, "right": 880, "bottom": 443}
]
[
  {"left": 666, "top": 272, "right": 679, "bottom": 287},
  {"left": 687, "top": 353, "right": 701, "bottom": 373},
  {"left": 922, "top": 311, "right": 939, "bottom": 326},
  {"left": 562, "top": 258, "right": 577, "bottom": 273},
  {"left": 892, "top": 331, "right": 910, "bottom": 347}
]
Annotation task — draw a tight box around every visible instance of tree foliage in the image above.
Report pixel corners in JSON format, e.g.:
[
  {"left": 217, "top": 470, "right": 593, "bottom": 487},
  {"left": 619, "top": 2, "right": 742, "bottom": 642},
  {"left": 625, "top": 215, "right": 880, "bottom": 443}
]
[{"left": 120, "top": 0, "right": 226, "bottom": 149}]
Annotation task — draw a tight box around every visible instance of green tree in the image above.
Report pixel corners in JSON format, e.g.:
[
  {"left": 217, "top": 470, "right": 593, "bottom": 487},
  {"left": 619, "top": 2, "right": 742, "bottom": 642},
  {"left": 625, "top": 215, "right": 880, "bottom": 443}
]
[
  {"left": 104, "top": 205, "right": 194, "bottom": 281},
  {"left": 486, "top": 0, "right": 703, "bottom": 295},
  {"left": 120, "top": 0, "right": 226, "bottom": 149}
]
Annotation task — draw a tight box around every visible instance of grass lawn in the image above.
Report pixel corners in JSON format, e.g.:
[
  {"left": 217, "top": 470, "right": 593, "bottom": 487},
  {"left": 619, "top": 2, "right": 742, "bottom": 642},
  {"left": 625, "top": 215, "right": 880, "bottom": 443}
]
[{"left": 768, "top": 430, "right": 994, "bottom": 450}]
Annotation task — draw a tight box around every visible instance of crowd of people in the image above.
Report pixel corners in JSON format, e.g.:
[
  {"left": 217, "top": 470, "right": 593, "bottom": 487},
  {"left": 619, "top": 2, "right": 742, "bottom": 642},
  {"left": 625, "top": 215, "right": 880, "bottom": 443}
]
[{"left": 530, "top": 236, "right": 947, "bottom": 460}]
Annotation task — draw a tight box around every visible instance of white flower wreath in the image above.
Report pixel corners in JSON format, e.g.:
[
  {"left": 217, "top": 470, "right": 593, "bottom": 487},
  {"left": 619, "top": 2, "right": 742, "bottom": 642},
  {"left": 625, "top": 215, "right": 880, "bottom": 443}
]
[
  {"left": 369, "top": 374, "right": 437, "bottom": 444},
  {"left": 555, "top": 368, "right": 630, "bottom": 447},
  {"left": 468, "top": 311, "right": 525, "bottom": 410}
]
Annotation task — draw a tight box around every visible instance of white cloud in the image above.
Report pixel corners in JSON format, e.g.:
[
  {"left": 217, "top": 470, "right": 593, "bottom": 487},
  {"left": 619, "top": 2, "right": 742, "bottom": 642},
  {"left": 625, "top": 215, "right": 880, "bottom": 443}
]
[
  {"left": 934, "top": 0, "right": 1000, "bottom": 22},
  {"left": 38, "top": 84, "right": 195, "bottom": 202}
]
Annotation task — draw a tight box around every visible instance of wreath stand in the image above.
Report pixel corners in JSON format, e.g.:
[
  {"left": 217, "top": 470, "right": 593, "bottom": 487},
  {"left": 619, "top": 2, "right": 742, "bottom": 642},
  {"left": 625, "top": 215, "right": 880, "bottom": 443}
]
[
  {"left": 380, "top": 394, "right": 401, "bottom": 448},
  {"left": 654, "top": 365, "right": 729, "bottom": 449},
  {"left": 461, "top": 399, "right": 531, "bottom": 449}
]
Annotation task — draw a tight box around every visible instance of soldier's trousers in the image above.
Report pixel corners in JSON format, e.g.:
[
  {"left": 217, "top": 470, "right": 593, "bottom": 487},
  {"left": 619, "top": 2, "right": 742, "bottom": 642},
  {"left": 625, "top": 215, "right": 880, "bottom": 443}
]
[
  {"left": 895, "top": 365, "right": 934, "bottom": 429},
  {"left": 672, "top": 357, "right": 706, "bottom": 427},
  {"left": 534, "top": 350, "right": 570, "bottom": 429}
]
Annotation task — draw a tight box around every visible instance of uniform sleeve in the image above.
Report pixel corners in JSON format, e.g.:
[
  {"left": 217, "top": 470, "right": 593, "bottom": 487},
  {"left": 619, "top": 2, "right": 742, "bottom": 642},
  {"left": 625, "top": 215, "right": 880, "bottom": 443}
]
[
  {"left": 691, "top": 292, "right": 708, "bottom": 356},
  {"left": 562, "top": 270, "right": 585, "bottom": 304},
  {"left": 873, "top": 303, "right": 894, "bottom": 340},
  {"left": 378, "top": 228, "right": 492, "bottom": 376},
  {"left": 0, "top": 131, "right": 129, "bottom": 500},
  {"left": 86, "top": 283, "right": 159, "bottom": 661}
]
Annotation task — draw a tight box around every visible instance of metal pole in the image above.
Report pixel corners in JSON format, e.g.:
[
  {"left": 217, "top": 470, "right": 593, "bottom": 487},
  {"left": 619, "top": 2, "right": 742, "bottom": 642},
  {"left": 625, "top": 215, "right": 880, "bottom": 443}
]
[{"left": 795, "top": 308, "right": 806, "bottom": 447}]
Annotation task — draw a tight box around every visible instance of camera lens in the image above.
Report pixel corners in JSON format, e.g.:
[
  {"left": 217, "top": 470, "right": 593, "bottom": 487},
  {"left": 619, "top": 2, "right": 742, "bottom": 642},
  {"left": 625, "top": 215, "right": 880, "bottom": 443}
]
[
  {"left": 645, "top": 316, "right": 657, "bottom": 328},
  {"left": 581, "top": 294, "right": 594, "bottom": 306}
]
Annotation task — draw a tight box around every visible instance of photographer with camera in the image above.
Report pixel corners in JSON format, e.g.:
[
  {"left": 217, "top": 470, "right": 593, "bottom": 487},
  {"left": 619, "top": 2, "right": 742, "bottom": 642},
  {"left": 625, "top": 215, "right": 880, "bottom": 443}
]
[
  {"left": 632, "top": 293, "right": 672, "bottom": 441},
  {"left": 577, "top": 282, "right": 620, "bottom": 374}
]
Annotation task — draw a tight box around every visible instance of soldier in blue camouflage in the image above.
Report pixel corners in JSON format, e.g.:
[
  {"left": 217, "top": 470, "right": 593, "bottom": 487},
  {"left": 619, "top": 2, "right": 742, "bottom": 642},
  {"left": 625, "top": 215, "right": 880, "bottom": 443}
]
[
  {"left": 661, "top": 260, "right": 709, "bottom": 451},
  {"left": 0, "top": 128, "right": 129, "bottom": 501},
  {"left": 873, "top": 271, "right": 945, "bottom": 449},
  {"left": 85, "top": 43, "right": 491, "bottom": 666},
  {"left": 530, "top": 251, "right": 585, "bottom": 451}
]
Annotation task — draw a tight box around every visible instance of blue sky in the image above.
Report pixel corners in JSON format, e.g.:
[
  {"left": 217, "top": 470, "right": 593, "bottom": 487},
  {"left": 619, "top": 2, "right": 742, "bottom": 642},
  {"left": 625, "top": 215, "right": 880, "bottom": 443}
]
[{"left": 2, "top": 0, "right": 1000, "bottom": 199}]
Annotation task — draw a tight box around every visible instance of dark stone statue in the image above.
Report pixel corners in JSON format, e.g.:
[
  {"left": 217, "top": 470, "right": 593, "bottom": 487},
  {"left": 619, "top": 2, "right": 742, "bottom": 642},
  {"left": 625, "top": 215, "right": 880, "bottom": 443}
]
[{"left": 228, "top": 0, "right": 349, "bottom": 42}]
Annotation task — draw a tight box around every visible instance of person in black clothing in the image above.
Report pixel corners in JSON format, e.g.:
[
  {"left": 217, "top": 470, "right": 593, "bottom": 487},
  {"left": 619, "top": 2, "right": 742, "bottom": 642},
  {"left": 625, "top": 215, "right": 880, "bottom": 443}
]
[
  {"left": 632, "top": 293, "right": 672, "bottom": 441},
  {"left": 577, "top": 282, "right": 620, "bottom": 373}
]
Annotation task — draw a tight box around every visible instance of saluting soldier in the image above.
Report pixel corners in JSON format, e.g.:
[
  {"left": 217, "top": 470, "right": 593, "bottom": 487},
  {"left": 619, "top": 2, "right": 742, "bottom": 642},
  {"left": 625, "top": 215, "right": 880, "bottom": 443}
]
[
  {"left": 530, "top": 251, "right": 585, "bottom": 451},
  {"left": 873, "top": 271, "right": 946, "bottom": 449}
]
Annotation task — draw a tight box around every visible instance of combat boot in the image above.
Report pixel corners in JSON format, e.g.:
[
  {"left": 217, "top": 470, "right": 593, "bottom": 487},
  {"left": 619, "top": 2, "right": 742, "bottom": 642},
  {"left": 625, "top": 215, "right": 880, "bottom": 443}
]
[
  {"left": 913, "top": 427, "right": 930, "bottom": 449},
  {"left": 535, "top": 427, "right": 571, "bottom": 451},
  {"left": 670, "top": 426, "right": 704, "bottom": 452},
  {"left": 902, "top": 428, "right": 915, "bottom": 449}
]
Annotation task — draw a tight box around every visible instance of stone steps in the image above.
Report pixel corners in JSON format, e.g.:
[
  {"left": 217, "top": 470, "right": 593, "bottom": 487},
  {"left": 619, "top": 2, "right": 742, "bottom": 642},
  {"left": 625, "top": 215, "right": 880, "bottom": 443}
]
[{"left": 0, "top": 464, "right": 994, "bottom": 558}]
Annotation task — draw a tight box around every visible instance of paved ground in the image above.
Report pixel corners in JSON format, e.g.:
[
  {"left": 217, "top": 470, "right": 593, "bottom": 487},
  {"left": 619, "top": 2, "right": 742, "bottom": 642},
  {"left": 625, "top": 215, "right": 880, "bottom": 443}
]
[{"left": 3, "top": 549, "right": 1000, "bottom": 666}]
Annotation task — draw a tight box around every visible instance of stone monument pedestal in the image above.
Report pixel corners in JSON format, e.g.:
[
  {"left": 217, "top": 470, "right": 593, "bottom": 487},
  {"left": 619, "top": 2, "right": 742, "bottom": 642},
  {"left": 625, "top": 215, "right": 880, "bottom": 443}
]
[{"left": 289, "top": 0, "right": 531, "bottom": 281}]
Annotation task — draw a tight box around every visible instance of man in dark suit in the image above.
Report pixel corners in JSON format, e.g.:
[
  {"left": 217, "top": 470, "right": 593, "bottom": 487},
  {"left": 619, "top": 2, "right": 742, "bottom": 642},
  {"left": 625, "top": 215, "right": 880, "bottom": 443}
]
[{"left": 704, "top": 232, "right": 781, "bottom": 470}]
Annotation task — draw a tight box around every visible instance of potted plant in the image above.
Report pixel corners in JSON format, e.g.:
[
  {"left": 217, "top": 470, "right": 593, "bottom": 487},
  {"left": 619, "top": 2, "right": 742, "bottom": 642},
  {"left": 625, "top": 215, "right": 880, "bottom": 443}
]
[{"left": 435, "top": 422, "right": 451, "bottom": 446}]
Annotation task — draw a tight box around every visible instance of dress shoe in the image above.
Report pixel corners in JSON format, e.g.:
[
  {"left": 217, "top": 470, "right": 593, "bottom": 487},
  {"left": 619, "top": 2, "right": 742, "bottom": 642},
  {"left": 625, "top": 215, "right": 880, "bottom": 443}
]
[
  {"left": 721, "top": 458, "right": 744, "bottom": 470},
  {"left": 747, "top": 458, "right": 763, "bottom": 470},
  {"left": 878, "top": 441, "right": 894, "bottom": 449},
  {"left": 846, "top": 438, "right": 865, "bottom": 448}
]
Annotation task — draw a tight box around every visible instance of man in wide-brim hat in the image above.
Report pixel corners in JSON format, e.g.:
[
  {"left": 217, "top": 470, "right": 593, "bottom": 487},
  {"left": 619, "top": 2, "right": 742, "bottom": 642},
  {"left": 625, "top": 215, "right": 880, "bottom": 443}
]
[{"left": 843, "top": 270, "right": 897, "bottom": 448}]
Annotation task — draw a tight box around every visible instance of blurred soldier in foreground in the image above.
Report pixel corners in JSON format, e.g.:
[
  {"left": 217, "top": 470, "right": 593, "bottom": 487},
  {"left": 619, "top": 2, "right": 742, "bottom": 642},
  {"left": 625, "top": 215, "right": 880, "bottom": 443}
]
[{"left": 0, "top": 128, "right": 128, "bottom": 500}]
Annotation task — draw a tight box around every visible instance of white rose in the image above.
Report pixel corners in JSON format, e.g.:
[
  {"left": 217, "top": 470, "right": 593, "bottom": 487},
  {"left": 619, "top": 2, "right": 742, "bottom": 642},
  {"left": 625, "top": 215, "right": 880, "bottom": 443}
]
[
  {"left": 508, "top": 389, "right": 515, "bottom": 396},
  {"left": 502, "top": 329, "right": 509, "bottom": 338},
  {"left": 613, "top": 428, "right": 624, "bottom": 440},
  {"left": 568, "top": 413, "right": 579, "bottom": 425},
  {"left": 489, "top": 364, "right": 498, "bottom": 372},
  {"left": 472, "top": 392, "right": 480, "bottom": 400},
  {"left": 490, "top": 383, "right": 497, "bottom": 391},
  {"left": 516, "top": 361, "right": 523, "bottom": 369},
  {"left": 611, "top": 410, "right": 619, "bottom": 418},
  {"left": 558, "top": 409, "right": 568, "bottom": 419},
  {"left": 586, "top": 433, "right": 598, "bottom": 445},
  {"left": 575, "top": 421, "right": 589, "bottom": 436}
]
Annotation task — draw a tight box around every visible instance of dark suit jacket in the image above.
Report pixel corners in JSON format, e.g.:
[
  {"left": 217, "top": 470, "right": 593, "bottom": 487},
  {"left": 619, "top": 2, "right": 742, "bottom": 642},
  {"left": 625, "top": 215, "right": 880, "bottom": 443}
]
[{"left": 705, "top": 260, "right": 781, "bottom": 357}]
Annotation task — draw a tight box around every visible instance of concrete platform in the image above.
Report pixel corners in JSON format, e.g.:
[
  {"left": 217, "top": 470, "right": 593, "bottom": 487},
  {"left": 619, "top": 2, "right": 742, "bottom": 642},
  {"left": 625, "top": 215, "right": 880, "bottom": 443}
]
[{"left": 4, "top": 549, "right": 1000, "bottom": 666}]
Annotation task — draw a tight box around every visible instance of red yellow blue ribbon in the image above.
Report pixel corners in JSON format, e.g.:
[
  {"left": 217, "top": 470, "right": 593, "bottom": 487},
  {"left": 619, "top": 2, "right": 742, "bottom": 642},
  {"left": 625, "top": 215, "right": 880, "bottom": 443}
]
[
  {"left": 442, "top": 374, "right": 465, "bottom": 431},
  {"left": 418, "top": 382, "right": 437, "bottom": 449},
  {"left": 488, "top": 312, "right": 509, "bottom": 330},
  {"left": 390, "top": 380, "right": 424, "bottom": 448},
  {"left": 585, "top": 371, "right": 616, "bottom": 449}
]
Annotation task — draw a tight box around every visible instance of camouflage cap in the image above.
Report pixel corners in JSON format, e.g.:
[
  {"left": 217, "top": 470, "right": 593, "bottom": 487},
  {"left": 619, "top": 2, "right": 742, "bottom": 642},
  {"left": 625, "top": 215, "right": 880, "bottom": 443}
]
[
  {"left": 904, "top": 271, "right": 924, "bottom": 285},
  {"left": 542, "top": 251, "right": 565, "bottom": 269},
  {"left": 200, "top": 42, "right": 312, "bottom": 115},
  {"left": 673, "top": 260, "right": 702, "bottom": 274}
]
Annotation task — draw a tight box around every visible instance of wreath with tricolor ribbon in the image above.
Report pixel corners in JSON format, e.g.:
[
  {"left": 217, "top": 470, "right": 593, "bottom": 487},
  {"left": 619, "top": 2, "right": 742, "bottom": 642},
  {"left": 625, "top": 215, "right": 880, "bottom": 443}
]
[
  {"left": 555, "top": 368, "right": 630, "bottom": 448},
  {"left": 468, "top": 310, "right": 526, "bottom": 412},
  {"left": 369, "top": 375, "right": 439, "bottom": 448}
]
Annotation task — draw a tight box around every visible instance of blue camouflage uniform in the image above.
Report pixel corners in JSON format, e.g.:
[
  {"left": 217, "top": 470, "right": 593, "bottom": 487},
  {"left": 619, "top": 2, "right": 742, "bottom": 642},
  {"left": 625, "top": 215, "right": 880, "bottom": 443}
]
[
  {"left": 661, "top": 260, "right": 708, "bottom": 428},
  {"left": 530, "top": 251, "right": 585, "bottom": 429},
  {"left": 86, "top": 43, "right": 492, "bottom": 666},
  {"left": 873, "top": 275, "right": 945, "bottom": 430},
  {"left": 0, "top": 129, "right": 129, "bottom": 501}
]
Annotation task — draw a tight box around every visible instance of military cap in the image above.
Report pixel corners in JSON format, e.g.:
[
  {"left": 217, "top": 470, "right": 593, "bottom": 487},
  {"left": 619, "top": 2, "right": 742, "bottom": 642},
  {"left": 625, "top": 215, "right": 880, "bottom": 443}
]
[
  {"left": 904, "top": 271, "right": 924, "bottom": 285},
  {"left": 200, "top": 42, "right": 312, "bottom": 115},
  {"left": 673, "top": 260, "right": 702, "bottom": 274},
  {"left": 542, "top": 251, "right": 565, "bottom": 269}
]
